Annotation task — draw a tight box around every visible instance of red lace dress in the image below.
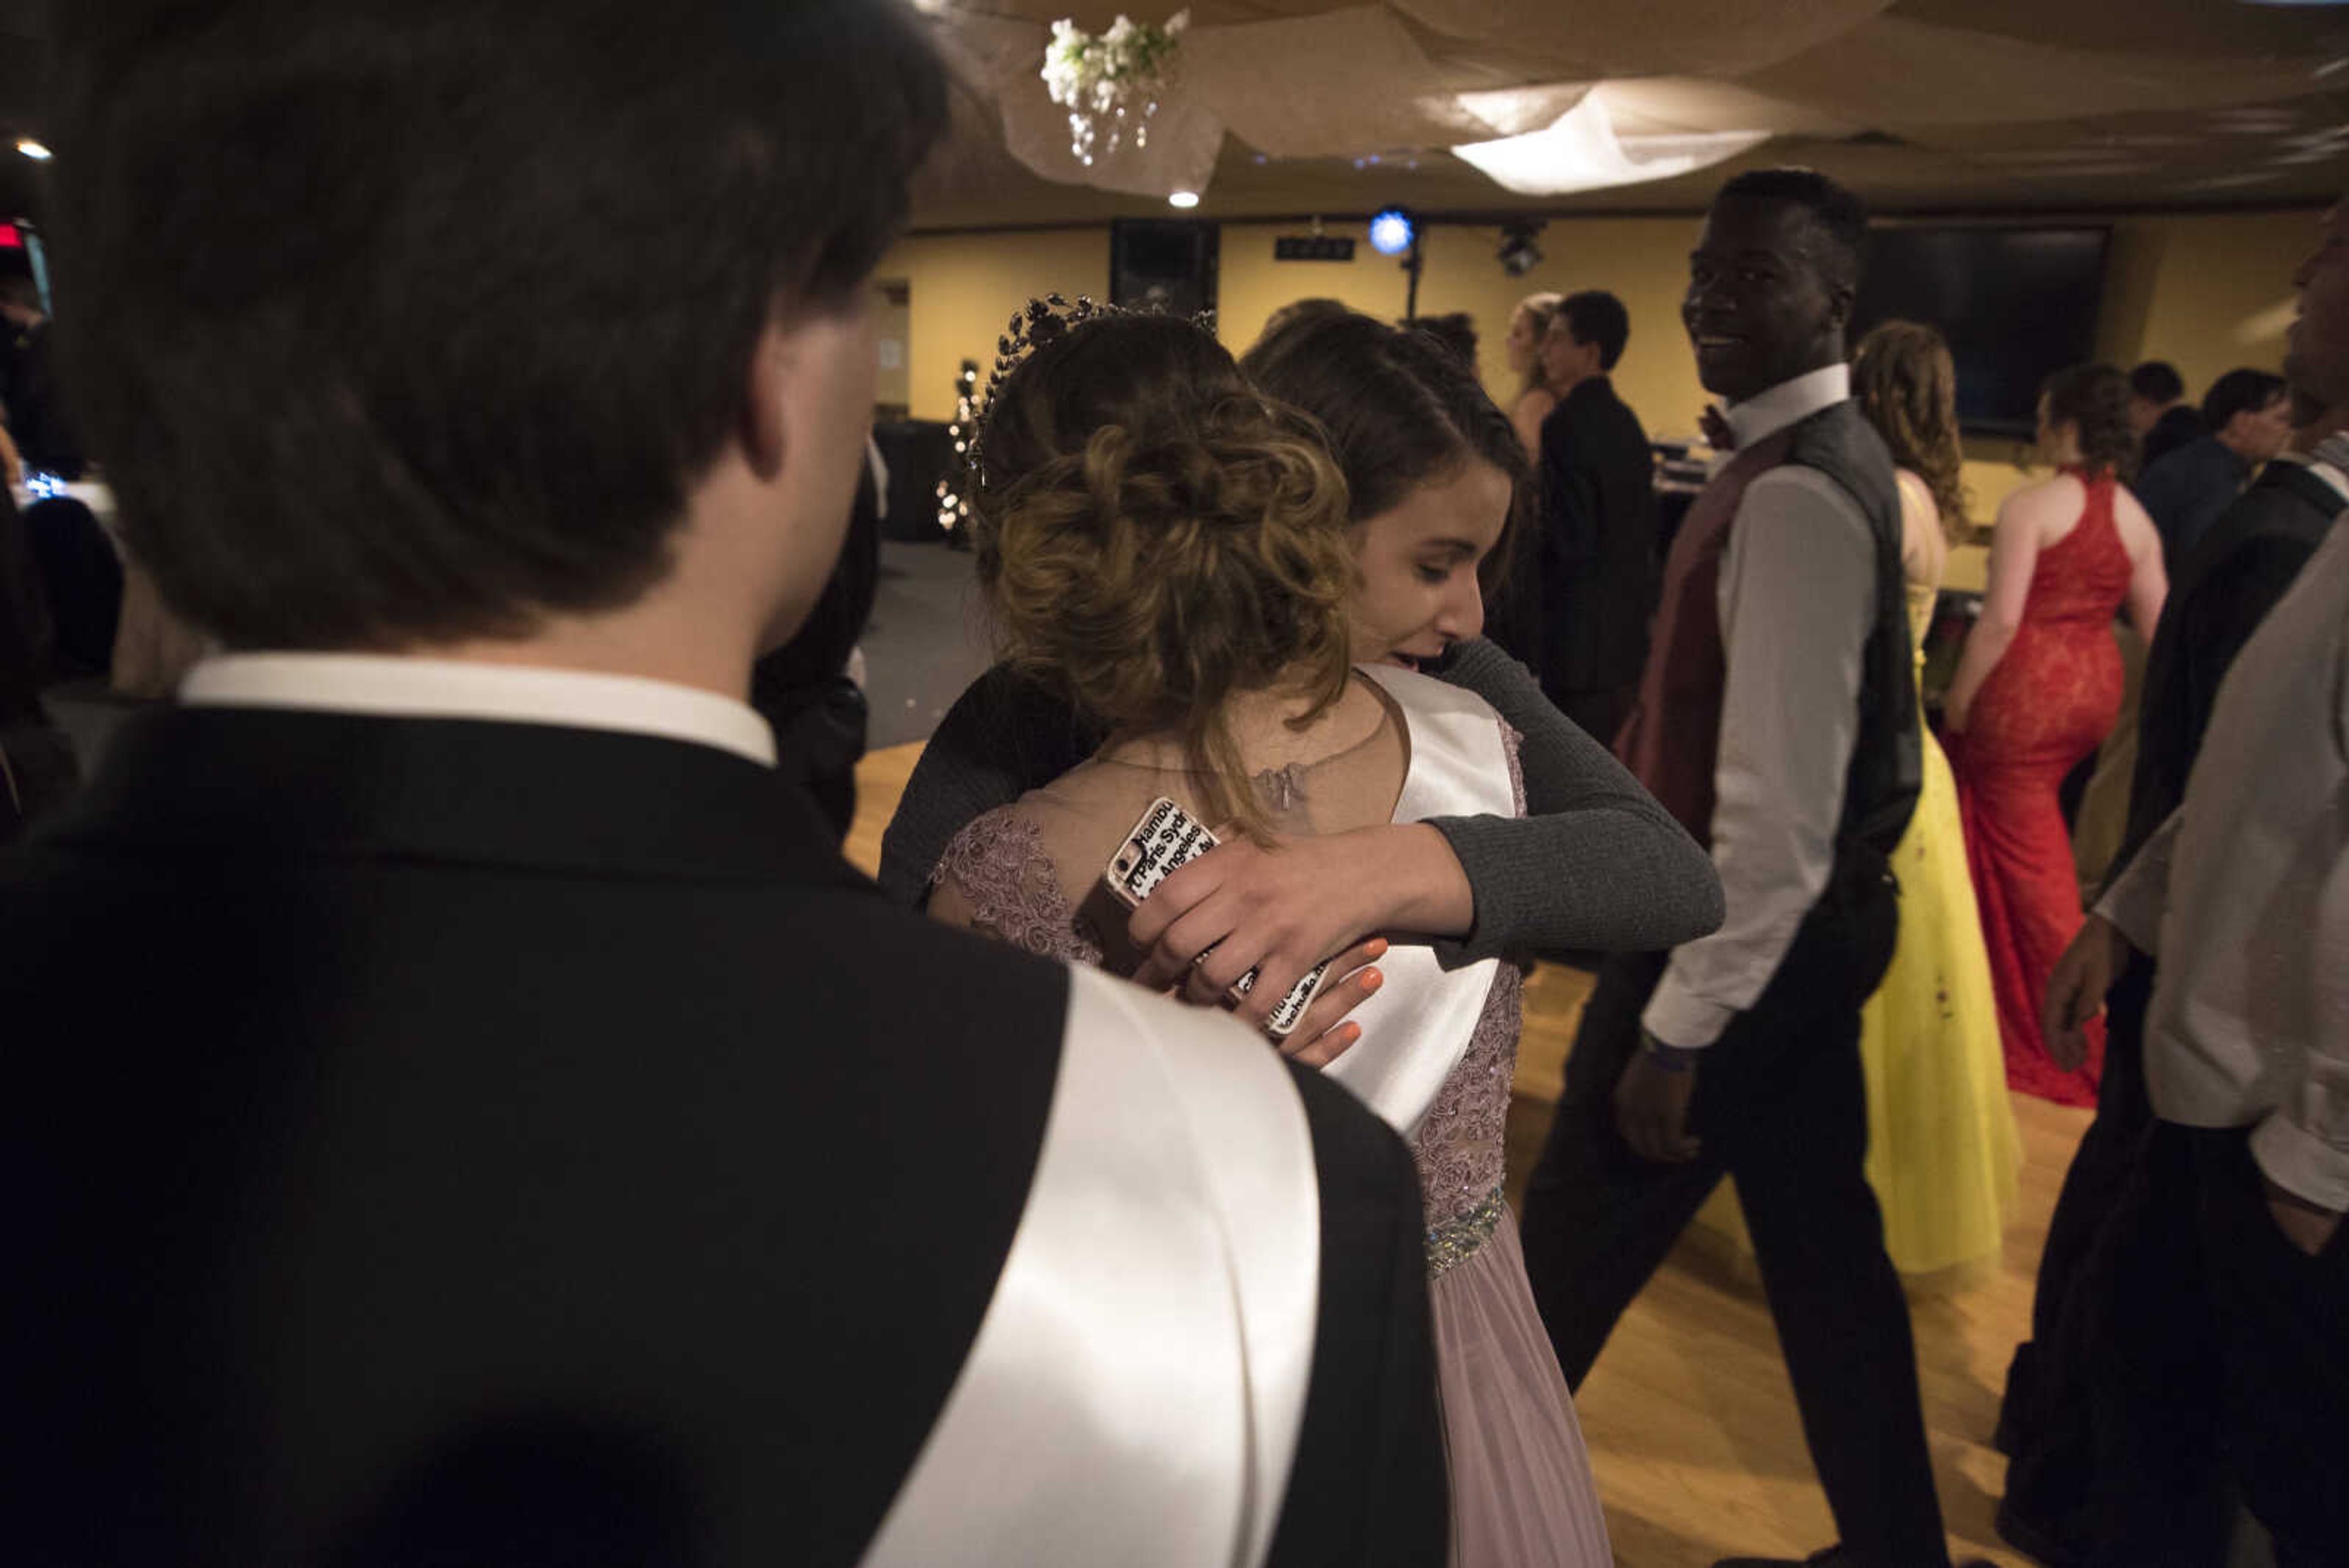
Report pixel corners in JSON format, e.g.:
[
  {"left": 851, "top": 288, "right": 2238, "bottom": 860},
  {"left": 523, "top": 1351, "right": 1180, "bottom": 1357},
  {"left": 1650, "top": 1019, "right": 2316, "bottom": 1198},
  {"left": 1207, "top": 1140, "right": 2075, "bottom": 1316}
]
[{"left": 1948, "top": 468, "right": 2134, "bottom": 1105}]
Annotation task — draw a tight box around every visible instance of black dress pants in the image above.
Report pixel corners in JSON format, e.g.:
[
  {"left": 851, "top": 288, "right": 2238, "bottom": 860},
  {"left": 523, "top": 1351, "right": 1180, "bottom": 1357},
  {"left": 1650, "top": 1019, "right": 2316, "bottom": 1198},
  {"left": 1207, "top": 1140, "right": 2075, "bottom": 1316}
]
[
  {"left": 1998, "top": 954, "right": 2161, "bottom": 1560},
  {"left": 2078, "top": 1124, "right": 2349, "bottom": 1568},
  {"left": 1519, "top": 872, "right": 1951, "bottom": 1568}
]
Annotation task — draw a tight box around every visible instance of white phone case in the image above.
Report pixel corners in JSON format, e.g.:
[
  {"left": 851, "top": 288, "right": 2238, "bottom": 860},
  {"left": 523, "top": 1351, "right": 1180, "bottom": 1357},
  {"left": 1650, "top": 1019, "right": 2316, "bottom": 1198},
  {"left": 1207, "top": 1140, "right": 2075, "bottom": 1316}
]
[{"left": 1104, "top": 797, "right": 1334, "bottom": 1039}]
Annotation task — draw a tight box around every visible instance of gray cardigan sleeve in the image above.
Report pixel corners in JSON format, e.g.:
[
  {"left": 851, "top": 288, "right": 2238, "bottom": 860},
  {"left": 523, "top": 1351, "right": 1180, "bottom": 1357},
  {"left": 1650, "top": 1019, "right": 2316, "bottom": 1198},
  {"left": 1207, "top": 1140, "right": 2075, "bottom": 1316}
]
[
  {"left": 879, "top": 648, "right": 1723, "bottom": 960},
  {"left": 1425, "top": 639, "right": 1722, "bottom": 964}
]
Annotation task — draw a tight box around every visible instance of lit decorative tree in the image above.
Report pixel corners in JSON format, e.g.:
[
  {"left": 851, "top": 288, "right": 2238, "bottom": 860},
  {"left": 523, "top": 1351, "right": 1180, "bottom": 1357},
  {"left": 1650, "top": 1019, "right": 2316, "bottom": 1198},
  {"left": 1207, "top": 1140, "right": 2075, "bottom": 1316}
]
[{"left": 936, "top": 357, "right": 979, "bottom": 549}]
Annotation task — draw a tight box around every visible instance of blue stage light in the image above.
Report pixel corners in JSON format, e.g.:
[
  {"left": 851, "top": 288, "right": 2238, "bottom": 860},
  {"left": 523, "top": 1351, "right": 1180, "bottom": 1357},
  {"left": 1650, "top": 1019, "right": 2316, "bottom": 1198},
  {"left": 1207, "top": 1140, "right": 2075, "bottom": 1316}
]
[{"left": 1368, "top": 207, "right": 1416, "bottom": 256}]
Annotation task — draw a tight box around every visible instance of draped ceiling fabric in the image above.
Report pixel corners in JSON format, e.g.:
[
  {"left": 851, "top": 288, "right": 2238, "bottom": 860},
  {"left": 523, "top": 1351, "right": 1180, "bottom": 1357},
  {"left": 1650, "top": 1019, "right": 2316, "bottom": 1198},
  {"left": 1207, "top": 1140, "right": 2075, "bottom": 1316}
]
[{"left": 916, "top": 0, "right": 2349, "bottom": 221}]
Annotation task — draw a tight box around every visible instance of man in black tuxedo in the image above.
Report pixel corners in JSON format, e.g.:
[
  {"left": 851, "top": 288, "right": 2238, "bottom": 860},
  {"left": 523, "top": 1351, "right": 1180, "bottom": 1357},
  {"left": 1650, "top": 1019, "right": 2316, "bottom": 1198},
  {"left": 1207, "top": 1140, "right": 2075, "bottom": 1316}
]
[
  {"left": 1, "top": 4, "right": 1446, "bottom": 1565},
  {"left": 1534, "top": 290, "right": 1660, "bottom": 744},
  {"left": 1998, "top": 387, "right": 2349, "bottom": 1566}
]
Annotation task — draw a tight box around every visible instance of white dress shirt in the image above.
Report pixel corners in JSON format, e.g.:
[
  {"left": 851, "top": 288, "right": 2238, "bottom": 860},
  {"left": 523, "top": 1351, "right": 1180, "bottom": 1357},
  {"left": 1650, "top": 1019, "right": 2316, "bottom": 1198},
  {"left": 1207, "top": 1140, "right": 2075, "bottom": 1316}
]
[
  {"left": 180, "top": 653, "right": 778, "bottom": 767},
  {"left": 2096, "top": 433, "right": 2349, "bottom": 1209},
  {"left": 1644, "top": 363, "right": 1880, "bottom": 1050}
]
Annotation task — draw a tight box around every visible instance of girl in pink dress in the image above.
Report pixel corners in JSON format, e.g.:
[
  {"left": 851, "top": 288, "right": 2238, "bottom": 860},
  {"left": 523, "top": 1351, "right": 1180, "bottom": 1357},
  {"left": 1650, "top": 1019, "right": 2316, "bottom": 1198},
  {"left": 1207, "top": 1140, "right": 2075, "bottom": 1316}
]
[{"left": 929, "top": 303, "right": 1612, "bottom": 1568}]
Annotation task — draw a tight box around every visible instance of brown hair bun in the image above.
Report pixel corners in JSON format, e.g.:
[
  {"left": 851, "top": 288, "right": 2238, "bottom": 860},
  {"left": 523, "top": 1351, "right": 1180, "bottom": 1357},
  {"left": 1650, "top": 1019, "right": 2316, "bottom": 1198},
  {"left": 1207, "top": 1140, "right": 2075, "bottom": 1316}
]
[{"left": 972, "top": 311, "right": 1355, "bottom": 834}]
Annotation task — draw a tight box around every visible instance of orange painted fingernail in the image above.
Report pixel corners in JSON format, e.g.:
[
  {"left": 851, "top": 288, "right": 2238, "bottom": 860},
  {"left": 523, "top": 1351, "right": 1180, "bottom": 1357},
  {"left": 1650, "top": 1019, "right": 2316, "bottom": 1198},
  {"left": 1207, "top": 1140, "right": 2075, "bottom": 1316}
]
[
  {"left": 1367, "top": 938, "right": 1389, "bottom": 958},
  {"left": 1361, "top": 968, "right": 1384, "bottom": 992},
  {"left": 1342, "top": 1024, "right": 1362, "bottom": 1042}
]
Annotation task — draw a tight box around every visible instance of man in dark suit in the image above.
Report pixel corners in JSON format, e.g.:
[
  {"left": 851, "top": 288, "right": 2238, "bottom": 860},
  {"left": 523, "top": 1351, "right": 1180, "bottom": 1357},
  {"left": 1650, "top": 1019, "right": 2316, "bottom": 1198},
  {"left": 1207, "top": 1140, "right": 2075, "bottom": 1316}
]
[
  {"left": 1, "top": 4, "right": 1447, "bottom": 1566},
  {"left": 1533, "top": 290, "right": 1660, "bottom": 743},
  {"left": 1998, "top": 390, "right": 2349, "bottom": 1567},
  {"left": 2134, "top": 367, "right": 2293, "bottom": 568}
]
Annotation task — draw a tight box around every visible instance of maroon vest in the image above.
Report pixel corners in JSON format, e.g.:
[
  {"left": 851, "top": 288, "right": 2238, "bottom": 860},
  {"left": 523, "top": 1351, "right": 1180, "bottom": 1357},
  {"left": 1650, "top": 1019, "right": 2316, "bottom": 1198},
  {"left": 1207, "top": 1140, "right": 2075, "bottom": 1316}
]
[
  {"left": 1614, "top": 429, "right": 1797, "bottom": 844},
  {"left": 1615, "top": 401, "right": 1920, "bottom": 865}
]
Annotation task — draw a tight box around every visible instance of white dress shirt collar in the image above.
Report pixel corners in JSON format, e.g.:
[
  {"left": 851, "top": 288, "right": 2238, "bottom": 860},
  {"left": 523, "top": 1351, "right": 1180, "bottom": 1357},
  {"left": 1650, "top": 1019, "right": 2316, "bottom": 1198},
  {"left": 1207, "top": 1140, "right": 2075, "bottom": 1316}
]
[
  {"left": 1722, "top": 363, "right": 1852, "bottom": 451},
  {"left": 180, "top": 653, "right": 778, "bottom": 767}
]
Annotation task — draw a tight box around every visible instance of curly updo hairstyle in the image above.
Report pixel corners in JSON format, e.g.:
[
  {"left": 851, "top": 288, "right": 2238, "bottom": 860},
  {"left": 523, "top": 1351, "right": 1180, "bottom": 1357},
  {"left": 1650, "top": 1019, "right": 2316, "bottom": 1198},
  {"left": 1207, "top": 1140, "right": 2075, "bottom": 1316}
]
[
  {"left": 1852, "top": 319, "right": 1969, "bottom": 541},
  {"left": 2041, "top": 362, "right": 2140, "bottom": 481},
  {"left": 970, "top": 311, "right": 1356, "bottom": 837}
]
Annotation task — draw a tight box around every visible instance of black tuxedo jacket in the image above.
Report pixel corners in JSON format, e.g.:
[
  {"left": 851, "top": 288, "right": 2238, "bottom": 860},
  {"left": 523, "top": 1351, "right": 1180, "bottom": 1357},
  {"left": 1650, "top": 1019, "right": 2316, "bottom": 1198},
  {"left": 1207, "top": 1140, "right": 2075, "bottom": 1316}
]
[
  {"left": 1536, "top": 375, "right": 1660, "bottom": 701},
  {"left": 2112, "top": 458, "right": 2342, "bottom": 883},
  {"left": 1, "top": 707, "right": 1445, "bottom": 1567}
]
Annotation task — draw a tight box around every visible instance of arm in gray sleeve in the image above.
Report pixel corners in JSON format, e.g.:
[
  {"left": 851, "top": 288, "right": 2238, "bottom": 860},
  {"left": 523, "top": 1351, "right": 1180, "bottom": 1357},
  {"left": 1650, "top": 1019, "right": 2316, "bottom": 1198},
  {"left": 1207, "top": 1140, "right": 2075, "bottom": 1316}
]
[
  {"left": 875, "top": 665, "right": 1100, "bottom": 906},
  {"left": 1422, "top": 639, "right": 1723, "bottom": 965}
]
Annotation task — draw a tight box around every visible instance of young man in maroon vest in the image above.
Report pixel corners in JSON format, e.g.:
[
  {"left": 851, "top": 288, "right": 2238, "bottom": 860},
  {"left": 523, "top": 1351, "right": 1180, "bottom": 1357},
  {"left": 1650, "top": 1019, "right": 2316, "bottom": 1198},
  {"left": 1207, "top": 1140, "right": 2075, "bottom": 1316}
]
[{"left": 1520, "top": 170, "right": 1981, "bottom": 1568}]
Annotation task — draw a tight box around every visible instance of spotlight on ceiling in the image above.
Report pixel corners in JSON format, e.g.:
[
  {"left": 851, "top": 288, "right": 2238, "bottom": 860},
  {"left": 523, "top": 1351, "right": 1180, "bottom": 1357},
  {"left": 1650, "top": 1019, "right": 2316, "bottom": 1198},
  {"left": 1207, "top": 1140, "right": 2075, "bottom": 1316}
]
[
  {"left": 1496, "top": 220, "right": 1545, "bottom": 277},
  {"left": 1368, "top": 206, "right": 1417, "bottom": 257},
  {"left": 15, "top": 138, "right": 51, "bottom": 162},
  {"left": 1167, "top": 190, "right": 1200, "bottom": 209}
]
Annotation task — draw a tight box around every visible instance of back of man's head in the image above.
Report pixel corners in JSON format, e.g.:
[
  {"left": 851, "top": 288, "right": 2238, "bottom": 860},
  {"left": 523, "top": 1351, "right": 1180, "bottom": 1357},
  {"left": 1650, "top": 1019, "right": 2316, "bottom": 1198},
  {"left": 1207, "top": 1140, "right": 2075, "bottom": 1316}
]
[
  {"left": 2202, "top": 368, "right": 2287, "bottom": 433},
  {"left": 2129, "top": 360, "right": 2185, "bottom": 407},
  {"left": 1558, "top": 291, "right": 1630, "bottom": 372},
  {"left": 53, "top": 0, "right": 944, "bottom": 652}
]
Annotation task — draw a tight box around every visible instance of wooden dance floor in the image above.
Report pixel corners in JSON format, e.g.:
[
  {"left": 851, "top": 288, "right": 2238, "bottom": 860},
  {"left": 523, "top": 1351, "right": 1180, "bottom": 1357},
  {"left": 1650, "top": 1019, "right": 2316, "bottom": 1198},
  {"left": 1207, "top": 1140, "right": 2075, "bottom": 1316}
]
[{"left": 850, "top": 741, "right": 2077, "bottom": 1568}]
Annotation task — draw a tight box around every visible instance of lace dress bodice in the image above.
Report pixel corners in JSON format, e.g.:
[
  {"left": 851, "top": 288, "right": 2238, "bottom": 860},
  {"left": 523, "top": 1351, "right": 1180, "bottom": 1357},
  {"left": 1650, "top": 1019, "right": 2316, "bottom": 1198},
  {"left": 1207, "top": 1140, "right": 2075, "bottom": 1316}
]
[{"left": 932, "top": 708, "right": 1527, "bottom": 1270}]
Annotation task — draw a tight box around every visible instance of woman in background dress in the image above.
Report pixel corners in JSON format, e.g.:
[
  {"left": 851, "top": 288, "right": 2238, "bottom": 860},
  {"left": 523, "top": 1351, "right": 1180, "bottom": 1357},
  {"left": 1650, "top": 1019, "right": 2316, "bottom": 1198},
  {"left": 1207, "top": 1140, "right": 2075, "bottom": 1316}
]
[
  {"left": 1504, "top": 291, "right": 1564, "bottom": 461},
  {"left": 1946, "top": 362, "right": 2166, "bottom": 1105}
]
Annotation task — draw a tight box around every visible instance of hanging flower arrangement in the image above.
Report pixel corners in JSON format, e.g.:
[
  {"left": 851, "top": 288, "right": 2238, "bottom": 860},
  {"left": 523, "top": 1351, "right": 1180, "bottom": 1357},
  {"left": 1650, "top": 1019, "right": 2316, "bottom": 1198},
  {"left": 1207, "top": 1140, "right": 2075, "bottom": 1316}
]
[{"left": 1041, "top": 10, "right": 1189, "bottom": 166}]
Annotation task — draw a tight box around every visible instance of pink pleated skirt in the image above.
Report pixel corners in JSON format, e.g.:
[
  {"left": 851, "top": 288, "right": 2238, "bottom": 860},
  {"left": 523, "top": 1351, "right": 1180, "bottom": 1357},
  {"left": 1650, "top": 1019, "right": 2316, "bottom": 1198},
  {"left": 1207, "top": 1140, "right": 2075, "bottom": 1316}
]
[{"left": 1430, "top": 1206, "right": 1614, "bottom": 1567}]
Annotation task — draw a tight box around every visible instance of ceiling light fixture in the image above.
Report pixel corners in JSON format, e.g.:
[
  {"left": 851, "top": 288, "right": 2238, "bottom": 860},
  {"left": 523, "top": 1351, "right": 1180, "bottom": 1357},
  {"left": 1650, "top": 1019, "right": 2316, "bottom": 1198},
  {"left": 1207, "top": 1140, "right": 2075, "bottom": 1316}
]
[
  {"left": 1496, "top": 220, "right": 1544, "bottom": 277},
  {"left": 1168, "top": 190, "right": 1200, "bottom": 208},
  {"left": 1368, "top": 207, "right": 1417, "bottom": 256},
  {"left": 1452, "top": 91, "right": 1765, "bottom": 198},
  {"left": 15, "top": 138, "right": 51, "bottom": 162}
]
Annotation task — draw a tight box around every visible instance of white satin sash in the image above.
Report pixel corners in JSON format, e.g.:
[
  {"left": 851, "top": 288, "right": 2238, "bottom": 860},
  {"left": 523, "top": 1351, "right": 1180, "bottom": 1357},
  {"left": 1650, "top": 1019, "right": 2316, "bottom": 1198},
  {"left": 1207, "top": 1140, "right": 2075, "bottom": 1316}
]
[
  {"left": 858, "top": 965, "right": 1320, "bottom": 1568},
  {"left": 1323, "top": 663, "right": 1515, "bottom": 1140}
]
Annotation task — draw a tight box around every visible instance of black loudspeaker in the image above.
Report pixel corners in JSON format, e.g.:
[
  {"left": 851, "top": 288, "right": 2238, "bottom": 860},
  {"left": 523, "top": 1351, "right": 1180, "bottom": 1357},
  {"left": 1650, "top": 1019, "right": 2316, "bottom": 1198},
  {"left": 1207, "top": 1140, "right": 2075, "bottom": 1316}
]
[{"left": 1110, "top": 219, "right": 1219, "bottom": 318}]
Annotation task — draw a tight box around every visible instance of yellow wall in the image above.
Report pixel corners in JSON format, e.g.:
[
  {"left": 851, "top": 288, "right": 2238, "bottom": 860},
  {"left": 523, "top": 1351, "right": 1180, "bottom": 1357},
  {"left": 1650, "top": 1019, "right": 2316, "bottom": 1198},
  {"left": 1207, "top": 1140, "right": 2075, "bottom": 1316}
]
[
  {"left": 875, "top": 229, "right": 1109, "bottom": 421},
  {"left": 880, "top": 206, "right": 2321, "bottom": 567}
]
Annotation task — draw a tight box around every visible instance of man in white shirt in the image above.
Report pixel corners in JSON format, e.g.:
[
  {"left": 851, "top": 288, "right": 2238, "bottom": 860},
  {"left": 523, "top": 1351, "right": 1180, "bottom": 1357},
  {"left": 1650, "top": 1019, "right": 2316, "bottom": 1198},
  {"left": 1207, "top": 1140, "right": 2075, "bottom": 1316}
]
[
  {"left": 0, "top": 3, "right": 1449, "bottom": 1564},
  {"left": 1521, "top": 170, "right": 1978, "bottom": 1568},
  {"left": 2036, "top": 195, "right": 2349, "bottom": 1568}
]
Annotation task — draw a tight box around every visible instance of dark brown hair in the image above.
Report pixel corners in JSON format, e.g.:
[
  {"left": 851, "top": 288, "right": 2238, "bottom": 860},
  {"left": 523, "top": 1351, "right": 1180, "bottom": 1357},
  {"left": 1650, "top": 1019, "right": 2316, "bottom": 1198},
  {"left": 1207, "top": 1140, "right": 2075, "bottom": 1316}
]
[
  {"left": 971, "top": 312, "right": 1356, "bottom": 838},
  {"left": 53, "top": 0, "right": 944, "bottom": 650},
  {"left": 1241, "top": 306, "right": 1528, "bottom": 604},
  {"left": 1853, "top": 319, "right": 1969, "bottom": 541},
  {"left": 2042, "top": 362, "right": 2140, "bottom": 480}
]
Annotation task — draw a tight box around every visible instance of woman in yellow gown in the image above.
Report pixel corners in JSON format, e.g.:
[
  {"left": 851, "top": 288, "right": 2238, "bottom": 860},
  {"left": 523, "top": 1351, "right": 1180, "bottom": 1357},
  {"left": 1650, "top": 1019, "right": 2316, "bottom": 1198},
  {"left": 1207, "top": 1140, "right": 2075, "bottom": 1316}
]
[{"left": 1698, "top": 321, "right": 2019, "bottom": 1284}]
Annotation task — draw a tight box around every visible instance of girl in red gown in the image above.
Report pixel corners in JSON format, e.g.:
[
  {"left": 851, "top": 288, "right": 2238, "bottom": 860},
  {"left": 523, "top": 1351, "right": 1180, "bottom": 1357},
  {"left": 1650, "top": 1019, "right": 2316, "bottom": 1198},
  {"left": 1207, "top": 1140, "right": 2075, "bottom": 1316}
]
[{"left": 1945, "top": 364, "right": 2167, "bottom": 1105}]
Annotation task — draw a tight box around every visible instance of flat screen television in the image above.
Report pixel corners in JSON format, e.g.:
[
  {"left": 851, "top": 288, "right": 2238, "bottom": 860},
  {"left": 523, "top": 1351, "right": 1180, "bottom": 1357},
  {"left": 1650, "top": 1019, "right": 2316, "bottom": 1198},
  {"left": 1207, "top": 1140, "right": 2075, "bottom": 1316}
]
[{"left": 1849, "top": 226, "right": 2111, "bottom": 439}]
